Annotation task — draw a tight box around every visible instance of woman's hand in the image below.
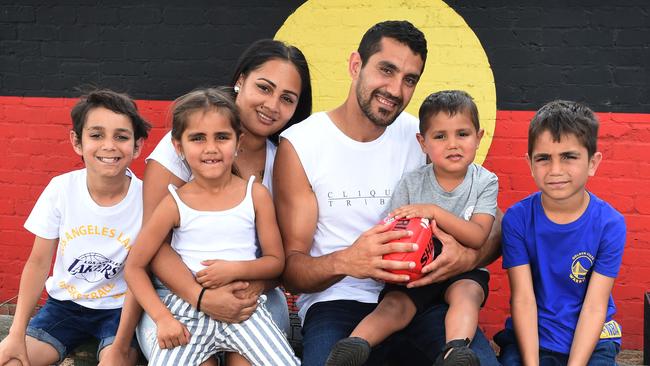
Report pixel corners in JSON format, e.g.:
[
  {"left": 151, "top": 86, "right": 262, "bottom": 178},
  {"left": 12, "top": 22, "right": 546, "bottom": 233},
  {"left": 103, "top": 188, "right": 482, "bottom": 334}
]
[{"left": 199, "top": 281, "right": 260, "bottom": 323}]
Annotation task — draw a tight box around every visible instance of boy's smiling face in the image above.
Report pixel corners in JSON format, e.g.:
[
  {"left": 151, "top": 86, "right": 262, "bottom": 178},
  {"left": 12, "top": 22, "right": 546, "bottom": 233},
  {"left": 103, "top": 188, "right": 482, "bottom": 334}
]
[
  {"left": 417, "top": 110, "right": 483, "bottom": 179},
  {"left": 71, "top": 106, "right": 141, "bottom": 179},
  {"left": 528, "top": 130, "right": 601, "bottom": 205}
]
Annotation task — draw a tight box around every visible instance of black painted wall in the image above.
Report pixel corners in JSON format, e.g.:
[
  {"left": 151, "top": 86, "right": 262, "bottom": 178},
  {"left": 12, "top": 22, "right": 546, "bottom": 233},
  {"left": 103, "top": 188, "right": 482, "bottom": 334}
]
[
  {"left": 0, "top": 1, "right": 305, "bottom": 100},
  {"left": 449, "top": 1, "right": 650, "bottom": 112},
  {"left": 1, "top": 1, "right": 649, "bottom": 112}
]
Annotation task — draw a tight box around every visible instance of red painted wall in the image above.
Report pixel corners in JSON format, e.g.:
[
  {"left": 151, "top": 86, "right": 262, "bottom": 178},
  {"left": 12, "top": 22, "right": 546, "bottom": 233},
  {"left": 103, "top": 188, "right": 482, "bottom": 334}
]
[{"left": 1, "top": 97, "right": 649, "bottom": 349}]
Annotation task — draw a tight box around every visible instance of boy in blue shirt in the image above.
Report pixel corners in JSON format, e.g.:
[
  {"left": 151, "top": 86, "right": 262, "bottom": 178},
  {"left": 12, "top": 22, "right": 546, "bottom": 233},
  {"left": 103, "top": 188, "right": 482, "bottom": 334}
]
[{"left": 496, "top": 100, "right": 625, "bottom": 365}]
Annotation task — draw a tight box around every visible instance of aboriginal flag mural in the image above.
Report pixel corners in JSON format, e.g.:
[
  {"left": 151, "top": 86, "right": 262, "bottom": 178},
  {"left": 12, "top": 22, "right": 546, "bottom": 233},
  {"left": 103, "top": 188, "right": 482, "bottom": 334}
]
[{"left": 1, "top": 0, "right": 649, "bottom": 349}]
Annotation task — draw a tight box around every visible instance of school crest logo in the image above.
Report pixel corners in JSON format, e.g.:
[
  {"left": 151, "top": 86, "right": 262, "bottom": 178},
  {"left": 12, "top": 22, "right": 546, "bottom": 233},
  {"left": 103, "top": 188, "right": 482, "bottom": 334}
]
[
  {"left": 570, "top": 251, "right": 594, "bottom": 284},
  {"left": 67, "top": 252, "right": 123, "bottom": 283}
]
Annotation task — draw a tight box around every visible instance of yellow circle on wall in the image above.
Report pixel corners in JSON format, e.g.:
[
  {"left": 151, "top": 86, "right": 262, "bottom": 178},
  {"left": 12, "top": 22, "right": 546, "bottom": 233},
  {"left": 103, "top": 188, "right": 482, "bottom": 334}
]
[{"left": 275, "top": 0, "right": 496, "bottom": 164}]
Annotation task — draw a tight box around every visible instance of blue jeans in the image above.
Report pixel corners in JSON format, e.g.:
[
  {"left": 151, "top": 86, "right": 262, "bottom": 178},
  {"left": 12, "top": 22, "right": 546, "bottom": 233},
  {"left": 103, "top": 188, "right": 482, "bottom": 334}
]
[
  {"left": 495, "top": 328, "right": 620, "bottom": 366},
  {"left": 301, "top": 300, "right": 499, "bottom": 366},
  {"left": 26, "top": 296, "right": 137, "bottom": 363}
]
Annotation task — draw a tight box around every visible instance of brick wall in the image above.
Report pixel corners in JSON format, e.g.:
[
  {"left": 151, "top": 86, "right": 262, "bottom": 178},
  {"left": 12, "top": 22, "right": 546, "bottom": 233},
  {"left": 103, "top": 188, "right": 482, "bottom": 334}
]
[{"left": 1, "top": 1, "right": 649, "bottom": 350}]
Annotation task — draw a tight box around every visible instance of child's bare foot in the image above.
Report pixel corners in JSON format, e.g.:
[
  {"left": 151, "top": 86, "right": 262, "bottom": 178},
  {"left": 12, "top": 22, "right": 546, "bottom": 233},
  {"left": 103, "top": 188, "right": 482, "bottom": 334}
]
[{"left": 325, "top": 337, "right": 371, "bottom": 366}]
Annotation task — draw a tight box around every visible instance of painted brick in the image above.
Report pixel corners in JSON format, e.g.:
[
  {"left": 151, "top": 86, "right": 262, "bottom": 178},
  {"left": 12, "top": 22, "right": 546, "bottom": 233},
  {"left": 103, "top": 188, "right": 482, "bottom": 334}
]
[
  {"left": 0, "top": 6, "right": 34, "bottom": 23},
  {"left": 1, "top": 2, "right": 649, "bottom": 350}
]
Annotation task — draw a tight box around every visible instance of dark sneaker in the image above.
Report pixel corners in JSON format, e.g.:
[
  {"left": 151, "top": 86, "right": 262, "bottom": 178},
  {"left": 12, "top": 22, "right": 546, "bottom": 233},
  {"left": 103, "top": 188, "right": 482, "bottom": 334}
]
[
  {"left": 325, "top": 337, "right": 371, "bottom": 366},
  {"left": 434, "top": 338, "right": 480, "bottom": 366}
]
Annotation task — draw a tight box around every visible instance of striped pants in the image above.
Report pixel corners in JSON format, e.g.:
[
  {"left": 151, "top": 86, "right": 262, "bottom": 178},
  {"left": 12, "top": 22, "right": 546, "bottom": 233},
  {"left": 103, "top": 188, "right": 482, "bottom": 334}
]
[{"left": 150, "top": 293, "right": 300, "bottom": 366}]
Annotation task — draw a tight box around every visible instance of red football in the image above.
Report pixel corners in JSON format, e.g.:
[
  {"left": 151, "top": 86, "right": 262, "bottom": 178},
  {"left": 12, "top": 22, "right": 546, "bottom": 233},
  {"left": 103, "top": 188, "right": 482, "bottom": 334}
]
[{"left": 382, "top": 217, "right": 442, "bottom": 282}]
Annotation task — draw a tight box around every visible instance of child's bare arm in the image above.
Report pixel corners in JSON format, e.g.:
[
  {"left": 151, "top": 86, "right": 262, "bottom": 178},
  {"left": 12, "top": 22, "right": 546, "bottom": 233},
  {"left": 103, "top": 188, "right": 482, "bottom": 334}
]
[
  {"left": 124, "top": 195, "right": 189, "bottom": 348},
  {"left": 97, "top": 288, "right": 140, "bottom": 365},
  {"left": 508, "top": 264, "right": 540, "bottom": 366},
  {"left": 0, "top": 236, "right": 56, "bottom": 365},
  {"left": 391, "top": 204, "right": 494, "bottom": 249},
  {"left": 567, "top": 272, "right": 615, "bottom": 366}
]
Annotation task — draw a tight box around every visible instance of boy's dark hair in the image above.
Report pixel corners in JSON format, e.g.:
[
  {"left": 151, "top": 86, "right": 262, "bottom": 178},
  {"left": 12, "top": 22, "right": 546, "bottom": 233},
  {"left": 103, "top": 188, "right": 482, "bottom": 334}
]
[
  {"left": 528, "top": 100, "right": 599, "bottom": 158},
  {"left": 358, "top": 20, "right": 428, "bottom": 70},
  {"left": 230, "top": 39, "right": 312, "bottom": 145},
  {"left": 418, "top": 90, "right": 480, "bottom": 134},
  {"left": 70, "top": 89, "right": 151, "bottom": 144}
]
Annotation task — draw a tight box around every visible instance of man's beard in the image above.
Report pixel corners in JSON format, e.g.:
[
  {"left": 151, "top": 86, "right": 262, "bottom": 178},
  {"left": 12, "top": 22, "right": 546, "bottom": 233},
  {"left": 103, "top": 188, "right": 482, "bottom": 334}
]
[{"left": 356, "top": 83, "right": 404, "bottom": 128}]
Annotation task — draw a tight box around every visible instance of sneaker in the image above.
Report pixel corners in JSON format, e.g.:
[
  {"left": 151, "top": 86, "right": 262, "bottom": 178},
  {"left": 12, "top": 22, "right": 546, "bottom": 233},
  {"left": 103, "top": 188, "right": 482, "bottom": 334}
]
[
  {"left": 325, "top": 337, "right": 371, "bottom": 366},
  {"left": 434, "top": 338, "right": 480, "bottom": 366}
]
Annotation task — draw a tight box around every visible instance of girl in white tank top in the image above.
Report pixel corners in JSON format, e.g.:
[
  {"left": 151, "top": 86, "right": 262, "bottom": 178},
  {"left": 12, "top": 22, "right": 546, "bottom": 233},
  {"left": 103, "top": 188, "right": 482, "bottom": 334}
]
[{"left": 125, "top": 88, "right": 298, "bottom": 366}]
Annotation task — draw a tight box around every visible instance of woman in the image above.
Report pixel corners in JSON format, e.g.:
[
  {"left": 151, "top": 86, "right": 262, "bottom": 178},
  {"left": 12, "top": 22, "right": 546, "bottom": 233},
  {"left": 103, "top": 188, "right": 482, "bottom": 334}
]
[{"left": 136, "top": 39, "right": 312, "bottom": 362}]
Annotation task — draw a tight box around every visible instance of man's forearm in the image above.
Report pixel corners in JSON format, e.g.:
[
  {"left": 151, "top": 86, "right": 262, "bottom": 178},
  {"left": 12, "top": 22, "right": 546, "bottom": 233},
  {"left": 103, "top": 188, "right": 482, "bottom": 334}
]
[{"left": 283, "top": 251, "right": 347, "bottom": 294}]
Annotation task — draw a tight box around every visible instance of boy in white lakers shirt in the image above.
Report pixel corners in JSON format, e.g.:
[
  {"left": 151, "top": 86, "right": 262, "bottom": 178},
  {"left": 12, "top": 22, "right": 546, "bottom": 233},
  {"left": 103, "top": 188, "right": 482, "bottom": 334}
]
[{"left": 0, "top": 89, "right": 151, "bottom": 366}]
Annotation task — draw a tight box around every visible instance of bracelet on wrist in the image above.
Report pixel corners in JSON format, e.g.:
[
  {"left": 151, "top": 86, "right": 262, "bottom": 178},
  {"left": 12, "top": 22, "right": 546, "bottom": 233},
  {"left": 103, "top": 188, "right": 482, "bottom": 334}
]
[{"left": 196, "top": 287, "right": 207, "bottom": 313}]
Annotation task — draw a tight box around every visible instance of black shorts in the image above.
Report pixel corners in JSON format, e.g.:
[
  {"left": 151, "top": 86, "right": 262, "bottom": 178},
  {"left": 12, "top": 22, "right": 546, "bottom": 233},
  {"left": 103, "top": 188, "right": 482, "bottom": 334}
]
[{"left": 379, "top": 268, "right": 490, "bottom": 314}]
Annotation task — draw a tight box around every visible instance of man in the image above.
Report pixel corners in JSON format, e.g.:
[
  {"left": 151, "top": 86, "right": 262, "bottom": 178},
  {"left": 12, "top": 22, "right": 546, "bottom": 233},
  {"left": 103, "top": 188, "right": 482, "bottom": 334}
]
[{"left": 274, "top": 20, "right": 501, "bottom": 366}]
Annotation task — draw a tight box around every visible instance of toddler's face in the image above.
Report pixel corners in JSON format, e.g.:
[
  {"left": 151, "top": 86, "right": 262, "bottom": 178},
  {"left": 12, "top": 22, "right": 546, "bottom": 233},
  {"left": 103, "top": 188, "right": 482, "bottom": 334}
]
[{"left": 417, "top": 111, "right": 483, "bottom": 179}]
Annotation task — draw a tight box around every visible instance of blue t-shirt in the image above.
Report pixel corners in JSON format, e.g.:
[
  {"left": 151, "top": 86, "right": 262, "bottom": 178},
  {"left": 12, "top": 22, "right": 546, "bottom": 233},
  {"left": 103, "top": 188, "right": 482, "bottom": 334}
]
[{"left": 502, "top": 191, "right": 626, "bottom": 354}]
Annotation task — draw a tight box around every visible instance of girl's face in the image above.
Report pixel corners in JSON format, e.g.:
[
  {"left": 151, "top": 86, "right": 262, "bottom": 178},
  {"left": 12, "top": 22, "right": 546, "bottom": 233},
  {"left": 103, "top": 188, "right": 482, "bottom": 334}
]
[
  {"left": 235, "top": 59, "right": 302, "bottom": 139},
  {"left": 173, "top": 109, "right": 239, "bottom": 181}
]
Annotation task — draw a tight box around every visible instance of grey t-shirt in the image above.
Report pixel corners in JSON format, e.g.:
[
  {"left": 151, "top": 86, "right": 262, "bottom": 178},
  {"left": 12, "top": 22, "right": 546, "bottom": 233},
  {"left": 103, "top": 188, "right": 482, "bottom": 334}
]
[{"left": 388, "top": 163, "right": 498, "bottom": 220}]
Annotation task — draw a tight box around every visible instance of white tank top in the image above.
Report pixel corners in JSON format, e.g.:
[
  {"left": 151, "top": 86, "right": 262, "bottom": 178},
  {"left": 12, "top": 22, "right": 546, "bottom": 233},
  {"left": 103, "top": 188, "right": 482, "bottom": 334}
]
[
  {"left": 280, "top": 111, "right": 425, "bottom": 321},
  {"left": 168, "top": 176, "right": 258, "bottom": 275}
]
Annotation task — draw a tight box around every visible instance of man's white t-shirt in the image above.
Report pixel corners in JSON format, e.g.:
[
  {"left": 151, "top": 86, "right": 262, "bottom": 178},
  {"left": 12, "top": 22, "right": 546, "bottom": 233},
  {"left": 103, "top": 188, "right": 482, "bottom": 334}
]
[
  {"left": 280, "top": 112, "right": 425, "bottom": 321},
  {"left": 24, "top": 169, "right": 143, "bottom": 309},
  {"left": 147, "top": 131, "right": 277, "bottom": 192}
]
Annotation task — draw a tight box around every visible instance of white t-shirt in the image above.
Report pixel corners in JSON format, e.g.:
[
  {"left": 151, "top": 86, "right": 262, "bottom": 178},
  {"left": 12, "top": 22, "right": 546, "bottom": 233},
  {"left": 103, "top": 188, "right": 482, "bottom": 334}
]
[
  {"left": 147, "top": 131, "right": 277, "bottom": 192},
  {"left": 280, "top": 111, "right": 425, "bottom": 321},
  {"left": 168, "top": 177, "right": 258, "bottom": 275},
  {"left": 24, "top": 169, "right": 143, "bottom": 309}
]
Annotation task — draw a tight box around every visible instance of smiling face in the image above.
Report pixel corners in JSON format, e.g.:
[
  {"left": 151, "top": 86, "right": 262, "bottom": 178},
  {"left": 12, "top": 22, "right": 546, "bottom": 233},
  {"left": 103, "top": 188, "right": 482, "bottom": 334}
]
[
  {"left": 528, "top": 130, "right": 601, "bottom": 207},
  {"left": 417, "top": 110, "right": 483, "bottom": 179},
  {"left": 234, "top": 59, "right": 302, "bottom": 139},
  {"left": 71, "top": 106, "right": 141, "bottom": 179},
  {"left": 353, "top": 37, "right": 423, "bottom": 127},
  {"left": 173, "top": 109, "right": 239, "bottom": 182}
]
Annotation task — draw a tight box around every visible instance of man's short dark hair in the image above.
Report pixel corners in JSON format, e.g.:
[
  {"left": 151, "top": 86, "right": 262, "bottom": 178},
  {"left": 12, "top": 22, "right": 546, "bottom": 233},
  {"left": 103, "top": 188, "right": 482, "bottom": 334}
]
[
  {"left": 418, "top": 90, "right": 479, "bottom": 134},
  {"left": 71, "top": 89, "right": 151, "bottom": 144},
  {"left": 358, "top": 20, "right": 427, "bottom": 68},
  {"left": 528, "top": 100, "right": 599, "bottom": 158}
]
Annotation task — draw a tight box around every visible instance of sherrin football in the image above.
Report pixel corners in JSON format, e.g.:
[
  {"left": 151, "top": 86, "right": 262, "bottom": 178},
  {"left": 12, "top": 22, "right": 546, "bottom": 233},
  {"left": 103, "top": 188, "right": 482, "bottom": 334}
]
[{"left": 382, "top": 216, "right": 442, "bottom": 282}]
